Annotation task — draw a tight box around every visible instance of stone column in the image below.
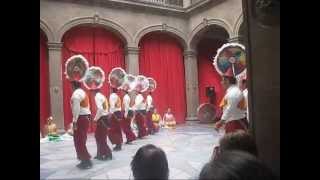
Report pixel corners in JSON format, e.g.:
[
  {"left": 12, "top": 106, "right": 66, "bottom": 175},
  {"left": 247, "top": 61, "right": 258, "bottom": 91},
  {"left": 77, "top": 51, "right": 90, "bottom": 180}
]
[
  {"left": 184, "top": 49, "right": 199, "bottom": 120},
  {"left": 47, "top": 42, "right": 65, "bottom": 132},
  {"left": 125, "top": 46, "right": 139, "bottom": 75}
]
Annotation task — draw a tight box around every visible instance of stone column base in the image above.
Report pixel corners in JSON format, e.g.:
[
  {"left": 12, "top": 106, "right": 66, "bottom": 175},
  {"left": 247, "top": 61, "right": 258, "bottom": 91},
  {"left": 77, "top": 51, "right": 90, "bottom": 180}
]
[{"left": 186, "top": 116, "right": 198, "bottom": 121}]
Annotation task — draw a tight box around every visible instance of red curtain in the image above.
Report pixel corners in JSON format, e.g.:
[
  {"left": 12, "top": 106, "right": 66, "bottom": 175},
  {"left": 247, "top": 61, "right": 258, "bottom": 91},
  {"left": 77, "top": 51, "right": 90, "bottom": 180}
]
[
  {"left": 40, "top": 30, "right": 51, "bottom": 134},
  {"left": 62, "top": 26, "right": 125, "bottom": 132},
  {"left": 197, "top": 39, "right": 226, "bottom": 108},
  {"left": 139, "top": 32, "right": 186, "bottom": 124}
]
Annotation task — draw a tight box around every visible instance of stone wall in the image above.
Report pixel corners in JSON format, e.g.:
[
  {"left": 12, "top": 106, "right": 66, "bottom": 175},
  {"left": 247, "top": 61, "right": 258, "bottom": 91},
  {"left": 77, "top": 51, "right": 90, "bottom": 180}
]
[{"left": 242, "top": 0, "right": 280, "bottom": 176}]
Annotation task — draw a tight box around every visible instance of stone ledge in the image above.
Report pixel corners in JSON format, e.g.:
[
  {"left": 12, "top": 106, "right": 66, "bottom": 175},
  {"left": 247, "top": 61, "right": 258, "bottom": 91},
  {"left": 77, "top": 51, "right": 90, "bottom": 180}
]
[
  {"left": 183, "top": 50, "right": 197, "bottom": 57},
  {"left": 48, "top": 42, "right": 63, "bottom": 50},
  {"left": 125, "top": 46, "right": 140, "bottom": 55},
  {"left": 56, "top": 0, "right": 216, "bottom": 15}
]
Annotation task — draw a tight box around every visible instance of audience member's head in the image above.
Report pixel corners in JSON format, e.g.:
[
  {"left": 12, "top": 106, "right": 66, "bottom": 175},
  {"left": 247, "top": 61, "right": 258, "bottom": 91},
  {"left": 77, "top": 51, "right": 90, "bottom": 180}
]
[
  {"left": 200, "top": 151, "right": 277, "bottom": 180},
  {"left": 131, "top": 144, "right": 169, "bottom": 180},
  {"left": 219, "top": 130, "right": 258, "bottom": 156}
]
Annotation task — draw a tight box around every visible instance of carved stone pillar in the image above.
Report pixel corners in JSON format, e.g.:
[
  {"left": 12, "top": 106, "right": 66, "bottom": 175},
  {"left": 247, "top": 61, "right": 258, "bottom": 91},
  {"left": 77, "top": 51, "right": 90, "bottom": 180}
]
[
  {"left": 184, "top": 49, "right": 199, "bottom": 120},
  {"left": 47, "top": 42, "right": 65, "bottom": 132},
  {"left": 125, "top": 46, "right": 139, "bottom": 75}
]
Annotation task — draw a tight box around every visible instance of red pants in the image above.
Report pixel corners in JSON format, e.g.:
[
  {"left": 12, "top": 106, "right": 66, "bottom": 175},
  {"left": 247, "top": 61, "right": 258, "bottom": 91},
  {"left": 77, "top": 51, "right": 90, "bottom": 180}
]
[
  {"left": 120, "top": 116, "right": 136, "bottom": 142},
  {"left": 108, "top": 114, "right": 123, "bottom": 145},
  {"left": 73, "top": 115, "right": 91, "bottom": 161},
  {"left": 146, "top": 111, "right": 155, "bottom": 134},
  {"left": 95, "top": 116, "right": 112, "bottom": 157},
  {"left": 225, "top": 118, "right": 248, "bottom": 134},
  {"left": 135, "top": 112, "right": 147, "bottom": 138}
]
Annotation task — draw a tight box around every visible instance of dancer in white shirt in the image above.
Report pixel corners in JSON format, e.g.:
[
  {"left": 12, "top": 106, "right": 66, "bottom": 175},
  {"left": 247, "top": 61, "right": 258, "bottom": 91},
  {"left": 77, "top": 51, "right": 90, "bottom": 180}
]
[
  {"left": 108, "top": 87, "right": 123, "bottom": 151},
  {"left": 121, "top": 89, "right": 137, "bottom": 144},
  {"left": 84, "top": 66, "right": 112, "bottom": 161},
  {"left": 134, "top": 90, "right": 148, "bottom": 138},
  {"left": 215, "top": 68, "right": 248, "bottom": 134},
  {"left": 66, "top": 55, "right": 92, "bottom": 169}
]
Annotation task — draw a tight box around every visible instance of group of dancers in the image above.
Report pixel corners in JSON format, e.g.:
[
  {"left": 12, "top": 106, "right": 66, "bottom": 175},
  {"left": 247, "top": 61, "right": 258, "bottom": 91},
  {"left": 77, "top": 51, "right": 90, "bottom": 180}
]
[{"left": 65, "top": 55, "right": 167, "bottom": 169}]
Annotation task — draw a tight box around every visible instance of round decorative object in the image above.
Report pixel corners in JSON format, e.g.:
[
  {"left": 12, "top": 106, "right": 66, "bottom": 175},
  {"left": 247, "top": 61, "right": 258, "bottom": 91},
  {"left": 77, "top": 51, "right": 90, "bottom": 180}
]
[
  {"left": 120, "top": 74, "right": 137, "bottom": 92},
  {"left": 133, "top": 75, "right": 149, "bottom": 93},
  {"left": 147, "top": 77, "right": 157, "bottom": 92},
  {"left": 213, "top": 43, "right": 246, "bottom": 79},
  {"left": 83, "top": 66, "right": 105, "bottom": 90},
  {"left": 108, "top": 67, "right": 126, "bottom": 89},
  {"left": 64, "top": 55, "right": 89, "bottom": 82},
  {"left": 197, "top": 103, "right": 216, "bottom": 123}
]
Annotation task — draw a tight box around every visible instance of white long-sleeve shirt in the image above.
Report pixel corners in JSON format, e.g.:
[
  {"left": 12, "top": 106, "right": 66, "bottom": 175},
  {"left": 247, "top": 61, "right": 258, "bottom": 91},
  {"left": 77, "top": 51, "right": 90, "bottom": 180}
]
[
  {"left": 134, "top": 93, "right": 146, "bottom": 111},
  {"left": 243, "top": 88, "right": 249, "bottom": 122},
  {"left": 70, "top": 88, "right": 91, "bottom": 123},
  {"left": 94, "top": 92, "right": 109, "bottom": 121},
  {"left": 109, "top": 92, "right": 121, "bottom": 113},
  {"left": 123, "top": 93, "right": 131, "bottom": 118},
  {"left": 220, "top": 85, "right": 246, "bottom": 122},
  {"left": 123, "top": 94, "right": 131, "bottom": 111},
  {"left": 146, "top": 95, "right": 153, "bottom": 111}
]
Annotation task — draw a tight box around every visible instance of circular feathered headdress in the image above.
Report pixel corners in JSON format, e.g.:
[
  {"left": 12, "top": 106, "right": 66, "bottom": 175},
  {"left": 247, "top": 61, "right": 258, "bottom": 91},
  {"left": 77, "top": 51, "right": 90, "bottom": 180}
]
[
  {"left": 120, "top": 74, "right": 137, "bottom": 92},
  {"left": 108, "top": 67, "right": 126, "bottom": 89},
  {"left": 64, "top": 55, "right": 89, "bottom": 82},
  {"left": 147, "top": 77, "right": 157, "bottom": 92},
  {"left": 83, "top": 66, "right": 105, "bottom": 90},
  {"left": 213, "top": 43, "right": 246, "bottom": 79},
  {"left": 133, "top": 75, "right": 149, "bottom": 93}
]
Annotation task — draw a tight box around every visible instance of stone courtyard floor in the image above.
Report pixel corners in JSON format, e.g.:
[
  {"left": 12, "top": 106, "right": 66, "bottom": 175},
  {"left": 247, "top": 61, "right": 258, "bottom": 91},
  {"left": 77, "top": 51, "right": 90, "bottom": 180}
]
[{"left": 40, "top": 121, "right": 223, "bottom": 180}]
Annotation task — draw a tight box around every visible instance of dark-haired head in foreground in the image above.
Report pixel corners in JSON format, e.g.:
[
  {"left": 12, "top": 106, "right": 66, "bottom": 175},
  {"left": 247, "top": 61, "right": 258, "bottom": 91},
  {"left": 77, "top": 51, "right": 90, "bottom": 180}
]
[
  {"left": 200, "top": 151, "right": 277, "bottom": 180},
  {"left": 131, "top": 144, "right": 169, "bottom": 180},
  {"left": 219, "top": 130, "right": 258, "bottom": 156},
  {"left": 212, "top": 130, "right": 258, "bottom": 161}
]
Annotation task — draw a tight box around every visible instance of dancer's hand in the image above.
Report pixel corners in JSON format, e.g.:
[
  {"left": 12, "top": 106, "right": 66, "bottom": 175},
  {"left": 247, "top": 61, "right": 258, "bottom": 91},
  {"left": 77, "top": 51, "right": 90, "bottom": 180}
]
[
  {"left": 214, "top": 120, "right": 224, "bottom": 130},
  {"left": 73, "top": 122, "right": 77, "bottom": 131}
]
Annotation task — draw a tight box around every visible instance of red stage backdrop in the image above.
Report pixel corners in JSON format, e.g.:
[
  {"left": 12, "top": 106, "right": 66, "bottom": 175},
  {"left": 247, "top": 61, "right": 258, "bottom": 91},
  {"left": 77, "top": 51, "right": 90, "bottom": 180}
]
[
  {"left": 62, "top": 26, "right": 125, "bottom": 132},
  {"left": 40, "top": 30, "right": 51, "bottom": 135},
  {"left": 139, "top": 32, "right": 186, "bottom": 123},
  {"left": 197, "top": 39, "right": 225, "bottom": 108}
]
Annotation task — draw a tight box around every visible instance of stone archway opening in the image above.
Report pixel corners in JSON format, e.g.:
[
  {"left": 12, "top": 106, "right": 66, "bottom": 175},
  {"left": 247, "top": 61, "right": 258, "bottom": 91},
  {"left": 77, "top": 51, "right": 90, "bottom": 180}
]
[
  {"left": 61, "top": 24, "right": 126, "bottom": 131},
  {"left": 193, "top": 25, "right": 229, "bottom": 123},
  {"left": 138, "top": 31, "right": 187, "bottom": 123}
]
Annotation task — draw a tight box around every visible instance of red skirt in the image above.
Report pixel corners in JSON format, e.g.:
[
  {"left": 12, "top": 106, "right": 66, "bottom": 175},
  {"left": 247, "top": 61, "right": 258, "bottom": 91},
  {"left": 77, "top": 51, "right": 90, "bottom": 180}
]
[{"left": 225, "top": 118, "right": 248, "bottom": 134}]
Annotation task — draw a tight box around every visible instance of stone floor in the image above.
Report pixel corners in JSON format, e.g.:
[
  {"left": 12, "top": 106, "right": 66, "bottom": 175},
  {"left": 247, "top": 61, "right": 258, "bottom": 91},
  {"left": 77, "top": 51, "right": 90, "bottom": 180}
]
[{"left": 40, "top": 121, "right": 224, "bottom": 180}]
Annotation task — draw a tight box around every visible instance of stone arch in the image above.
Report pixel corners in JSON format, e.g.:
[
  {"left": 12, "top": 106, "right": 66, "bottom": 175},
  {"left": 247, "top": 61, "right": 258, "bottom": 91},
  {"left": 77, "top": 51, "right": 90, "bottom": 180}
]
[
  {"left": 233, "top": 13, "right": 244, "bottom": 37},
  {"left": 134, "top": 24, "right": 188, "bottom": 50},
  {"left": 189, "top": 18, "right": 232, "bottom": 50},
  {"left": 57, "top": 16, "right": 133, "bottom": 46},
  {"left": 40, "top": 19, "right": 55, "bottom": 42}
]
